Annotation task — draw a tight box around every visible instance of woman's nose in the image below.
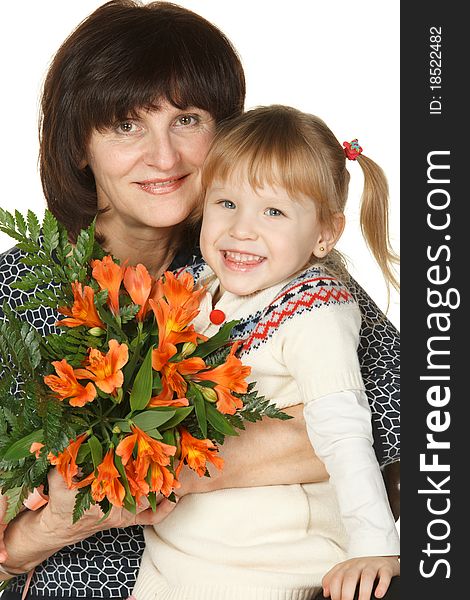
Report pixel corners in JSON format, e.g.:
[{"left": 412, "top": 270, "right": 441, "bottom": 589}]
[{"left": 142, "top": 131, "right": 180, "bottom": 171}]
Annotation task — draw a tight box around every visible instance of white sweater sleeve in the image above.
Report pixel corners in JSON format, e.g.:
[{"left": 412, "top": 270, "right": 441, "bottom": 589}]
[
  {"left": 303, "top": 390, "right": 400, "bottom": 558},
  {"left": 280, "top": 304, "right": 399, "bottom": 558}
]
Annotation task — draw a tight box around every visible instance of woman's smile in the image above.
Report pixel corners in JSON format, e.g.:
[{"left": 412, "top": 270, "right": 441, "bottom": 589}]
[{"left": 135, "top": 174, "right": 189, "bottom": 195}]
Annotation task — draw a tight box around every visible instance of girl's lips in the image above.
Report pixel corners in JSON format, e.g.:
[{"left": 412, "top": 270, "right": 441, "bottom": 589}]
[
  {"left": 221, "top": 250, "right": 266, "bottom": 272},
  {"left": 136, "top": 175, "right": 188, "bottom": 195}
]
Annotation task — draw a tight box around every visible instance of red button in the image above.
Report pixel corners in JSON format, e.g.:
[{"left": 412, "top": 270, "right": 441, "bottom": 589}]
[{"left": 209, "top": 309, "right": 225, "bottom": 325}]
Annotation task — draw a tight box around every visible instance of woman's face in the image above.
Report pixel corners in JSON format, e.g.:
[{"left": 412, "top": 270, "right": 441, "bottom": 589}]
[{"left": 86, "top": 100, "right": 216, "bottom": 234}]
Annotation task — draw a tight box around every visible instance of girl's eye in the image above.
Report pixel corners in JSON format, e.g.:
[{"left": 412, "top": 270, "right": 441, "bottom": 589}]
[
  {"left": 265, "top": 207, "right": 284, "bottom": 217},
  {"left": 175, "top": 114, "right": 199, "bottom": 127},
  {"left": 219, "top": 200, "right": 236, "bottom": 209}
]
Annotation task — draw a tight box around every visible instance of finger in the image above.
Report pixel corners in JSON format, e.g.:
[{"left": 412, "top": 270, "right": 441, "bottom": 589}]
[
  {"left": 135, "top": 497, "right": 151, "bottom": 512},
  {"left": 47, "top": 466, "right": 72, "bottom": 494},
  {"left": 135, "top": 498, "right": 178, "bottom": 525},
  {"left": 340, "top": 577, "right": 358, "bottom": 600},
  {"left": 373, "top": 572, "right": 393, "bottom": 598},
  {"left": 328, "top": 575, "right": 343, "bottom": 600},
  {"left": 357, "top": 574, "right": 376, "bottom": 600}
]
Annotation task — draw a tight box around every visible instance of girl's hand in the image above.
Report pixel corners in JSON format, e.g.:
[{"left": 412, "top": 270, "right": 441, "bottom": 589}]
[{"left": 322, "top": 556, "right": 400, "bottom": 600}]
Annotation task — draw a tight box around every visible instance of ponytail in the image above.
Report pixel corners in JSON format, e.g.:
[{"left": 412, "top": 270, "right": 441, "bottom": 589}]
[{"left": 356, "top": 154, "right": 399, "bottom": 294}]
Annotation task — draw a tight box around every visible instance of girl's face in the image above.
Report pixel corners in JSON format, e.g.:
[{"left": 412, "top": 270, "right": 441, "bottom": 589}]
[
  {"left": 201, "top": 175, "right": 335, "bottom": 297},
  {"left": 86, "top": 100, "right": 216, "bottom": 236}
]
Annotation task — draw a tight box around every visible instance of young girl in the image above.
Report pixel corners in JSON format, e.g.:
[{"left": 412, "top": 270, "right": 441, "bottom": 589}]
[{"left": 132, "top": 105, "right": 400, "bottom": 600}]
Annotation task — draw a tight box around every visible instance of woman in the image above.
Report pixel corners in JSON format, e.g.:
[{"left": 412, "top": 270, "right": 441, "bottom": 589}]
[{"left": 0, "top": 2, "right": 399, "bottom": 599}]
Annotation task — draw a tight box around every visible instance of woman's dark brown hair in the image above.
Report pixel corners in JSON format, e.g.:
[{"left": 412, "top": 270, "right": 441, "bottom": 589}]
[{"left": 39, "top": 0, "right": 246, "bottom": 242}]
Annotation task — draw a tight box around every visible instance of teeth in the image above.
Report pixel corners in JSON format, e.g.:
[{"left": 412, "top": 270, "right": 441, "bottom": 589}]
[
  {"left": 224, "top": 251, "right": 264, "bottom": 263},
  {"left": 141, "top": 179, "right": 179, "bottom": 188}
]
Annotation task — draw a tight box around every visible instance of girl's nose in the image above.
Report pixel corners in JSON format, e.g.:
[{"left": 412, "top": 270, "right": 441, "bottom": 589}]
[
  {"left": 142, "top": 130, "right": 180, "bottom": 171},
  {"left": 229, "top": 214, "right": 258, "bottom": 240}
]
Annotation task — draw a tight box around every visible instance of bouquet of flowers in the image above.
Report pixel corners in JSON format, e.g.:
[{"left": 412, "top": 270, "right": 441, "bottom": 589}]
[{"left": 0, "top": 208, "right": 288, "bottom": 524}]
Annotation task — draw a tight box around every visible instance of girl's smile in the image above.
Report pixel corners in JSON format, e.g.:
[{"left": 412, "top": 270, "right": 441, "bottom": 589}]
[
  {"left": 200, "top": 175, "right": 333, "bottom": 297},
  {"left": 220, "top": 250, "right": 266, "bottom": 271}
]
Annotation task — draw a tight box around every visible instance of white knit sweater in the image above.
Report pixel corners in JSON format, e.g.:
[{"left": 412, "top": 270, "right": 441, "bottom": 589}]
[{"left": 133, "top": 265, "right": 399, "bottom": 600}]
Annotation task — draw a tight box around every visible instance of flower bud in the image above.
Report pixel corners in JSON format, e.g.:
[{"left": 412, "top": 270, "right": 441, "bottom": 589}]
[
  {"left": 88, "top": 327, "right": 106, "bottom": 337},
  {"left": 181, "top": 342, "right": 197, "bottom": 357},
  {"left": 115, "top": 388, "right": 123, "bottom": 404},
  {"left": 200, "top": 386, "right": 218, "bottom": 403}
]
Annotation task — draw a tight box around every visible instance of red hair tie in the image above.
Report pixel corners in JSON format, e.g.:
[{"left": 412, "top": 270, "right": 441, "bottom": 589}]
[{"left": 343, "top": 139, "right": 363, "bottom": 160}]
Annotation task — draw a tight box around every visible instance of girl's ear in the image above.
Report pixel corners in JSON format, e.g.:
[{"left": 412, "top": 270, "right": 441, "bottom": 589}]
[{"left": 312, "top": 213, "right": 345, "bottom": 258}]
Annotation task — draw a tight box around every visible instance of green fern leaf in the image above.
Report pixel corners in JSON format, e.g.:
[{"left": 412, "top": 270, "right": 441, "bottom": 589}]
[
  {"left": 3, "top": 485, "right": 29, "bottom": 523},
  {"left": 42, "top": 210, "right": 60, "bottom": 255},
  {"left": 14, "top": 210, "right": 27, "bottom": 236},
  {"left": 27, "top": 210, "right": 41, "bottom": 242},
  {"left": 72, "top": 488, "right": 93, "bottom": 523}
]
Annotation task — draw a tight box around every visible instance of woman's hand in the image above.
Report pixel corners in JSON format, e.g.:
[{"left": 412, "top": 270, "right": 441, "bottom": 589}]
[
  {"left": 2, "top": 468, "right": 178, "bottom": 574},
  {"left": 321, "top": 556, "right": 400, "bottom": 600},
  {"left": 39, "top": 468, "right": 180, "bottom": 542},
  {"left": 0, "top": 494, "right": 8, "bottom": 563}
]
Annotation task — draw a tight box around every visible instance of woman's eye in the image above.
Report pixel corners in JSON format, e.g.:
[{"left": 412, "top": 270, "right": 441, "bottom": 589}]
[
  {"left": 176, "top": 114, "right": 198, "bottom": 127},
  {"left": 265, "top": 207, "right": 284, "bottom": 217},
  {"left": 115, "top": 121, "right": 138, "bottom": 134}
]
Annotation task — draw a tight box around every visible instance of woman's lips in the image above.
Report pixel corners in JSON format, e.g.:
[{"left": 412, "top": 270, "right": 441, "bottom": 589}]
[
  {"left": 137, "top": 175, "right": 188, "bottom": 195},
  {"left": 221, "top": 250, "right": 266, "bottom": 271}
]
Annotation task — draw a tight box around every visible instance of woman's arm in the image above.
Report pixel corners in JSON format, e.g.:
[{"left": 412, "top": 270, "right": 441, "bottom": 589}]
[
  {"left": 1, "top": 407, "right": 326, "bottom": 574},
  {"left": 177, "top": 404, "right": 328, "bottom": 495}
]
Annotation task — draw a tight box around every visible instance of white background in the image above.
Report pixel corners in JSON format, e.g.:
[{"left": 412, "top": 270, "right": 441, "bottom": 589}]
[{"left": 0, "top": 0, "right": 399, "bottom": 328}]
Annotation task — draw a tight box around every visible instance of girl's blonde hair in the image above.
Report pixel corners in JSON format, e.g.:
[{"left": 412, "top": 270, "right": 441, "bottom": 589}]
[{"left": 201, "top": 105, "right": 399, "bottom": 293}]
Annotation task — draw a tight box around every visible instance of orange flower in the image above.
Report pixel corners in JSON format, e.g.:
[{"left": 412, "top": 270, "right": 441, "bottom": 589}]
[
  {"left": 149, "top": 271, "right": 207, "bottom": 370},
  {"left": 193, "top": 343, "right": 250, "bottom": 414},
  {"left": 117, "top": 425, "right": 177, "bottom": 467},
  {"left": 75, "top": 339, "right": 128, "bottom": 395},
  {"left": 29, "top": 442, "right": 45, "bottom": 458},
  {"left": 91, "top": 255, "right": 126, "bottom": 315},
  {"left": 23, "top": 486, "right": 49, "bottom": 511},
  {"left": 149, "top": 462, "right": 180, "bottom": 497},
  {"left": 150, "top": 298, "right": 206, "bottom": 371},
  {"left": 124, "top": 459, "right": 150, "bottom": 504},
  {"left": 116, "top": 425, "right": 179, "bottom": 499},
  {"left": 148, "top": 396, "right": 189, "bottom": 408},
  {"left": 90, "top": 449, "right": 126, "bottom": 507},
  {"left": 123, "top": 264, "right": 154, "bottom": 321},
  {"left": 149, "top": 356, "right": 206, "bottom": 406},
  {"left": 44, "top": 359, "right": 97, "bottom": 407},
  {"left": 57, "top": 282, "right": 105, "bottom": 329},
  {"left": 48, "top": 433, "right": 88, "bottom": 488},
  {"left": 158, "top": 270, "right": 206, "bottom": 314},
  {"left": 175, "top": 428, "right": 224, "bottom": 478}
]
